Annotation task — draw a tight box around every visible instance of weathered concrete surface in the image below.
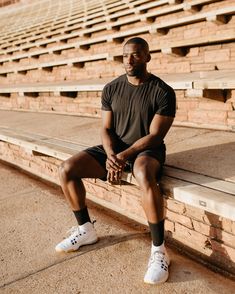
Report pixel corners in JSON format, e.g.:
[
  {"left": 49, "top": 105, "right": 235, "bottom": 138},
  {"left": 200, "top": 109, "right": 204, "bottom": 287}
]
[
  {"left": 0, "top": 162, "right": 234, "bottom": 294},
  {"left": 0, "top": 109, "right": 234, "bottom": 182}
]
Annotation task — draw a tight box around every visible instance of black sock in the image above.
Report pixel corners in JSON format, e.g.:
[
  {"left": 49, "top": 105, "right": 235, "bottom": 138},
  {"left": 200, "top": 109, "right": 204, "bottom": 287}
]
[
  {"left": 73, "top": 207, "right": 91, "bottom": 225},
  {"left": 148, "top": 219, "right": 165, "bottom": 247}
]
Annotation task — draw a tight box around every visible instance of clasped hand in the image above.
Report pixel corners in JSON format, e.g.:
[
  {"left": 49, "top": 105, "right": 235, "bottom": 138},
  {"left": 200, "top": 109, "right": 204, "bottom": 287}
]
[{"left": 106, "top": 154, "right": 126, "bottom": 183}]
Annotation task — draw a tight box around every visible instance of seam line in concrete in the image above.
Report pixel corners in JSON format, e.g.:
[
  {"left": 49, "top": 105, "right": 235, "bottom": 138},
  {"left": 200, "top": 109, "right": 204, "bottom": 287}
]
[
  {"left": 0, "top": 189, "right": 37, "bottom": 202},
  {"left": 0, "top": 232, "right": 146, "bottom": 289}
]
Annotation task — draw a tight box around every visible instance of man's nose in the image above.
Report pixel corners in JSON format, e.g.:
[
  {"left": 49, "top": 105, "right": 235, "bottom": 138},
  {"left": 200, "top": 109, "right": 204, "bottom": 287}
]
[{"left": 126, "top": 55, "right": 134, "bottom": 64}]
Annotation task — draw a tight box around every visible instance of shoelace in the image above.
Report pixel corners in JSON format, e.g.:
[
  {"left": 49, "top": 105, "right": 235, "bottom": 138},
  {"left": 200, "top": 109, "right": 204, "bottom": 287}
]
[
  {"left": 66, "top": 226, "right": 79, "bottom": 236},
  {"left": 149, "top": 251, "right": 168, "bottom": 268}
]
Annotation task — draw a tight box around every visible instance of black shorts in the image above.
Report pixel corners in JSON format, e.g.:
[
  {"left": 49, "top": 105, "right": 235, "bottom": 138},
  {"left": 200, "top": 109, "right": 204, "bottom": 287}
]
[{"left": 84, "top": 143, "right": 166, "bottom": 181}]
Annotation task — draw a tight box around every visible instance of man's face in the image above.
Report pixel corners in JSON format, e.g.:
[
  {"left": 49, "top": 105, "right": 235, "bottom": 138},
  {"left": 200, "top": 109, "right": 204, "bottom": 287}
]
[{"left": 123, "top": 43, "right": 149, "bottom": 77}]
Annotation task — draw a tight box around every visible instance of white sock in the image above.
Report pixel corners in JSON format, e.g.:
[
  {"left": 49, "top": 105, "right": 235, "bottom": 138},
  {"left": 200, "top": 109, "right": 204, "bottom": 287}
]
[{"left": 151, "top": 241, "right": 165, "bottom": 253}]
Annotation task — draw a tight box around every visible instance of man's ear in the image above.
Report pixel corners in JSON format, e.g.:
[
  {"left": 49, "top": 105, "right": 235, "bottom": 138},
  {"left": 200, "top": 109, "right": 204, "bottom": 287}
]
[{"left": 146, "top": 53, "right": 151, "bottom": 63}]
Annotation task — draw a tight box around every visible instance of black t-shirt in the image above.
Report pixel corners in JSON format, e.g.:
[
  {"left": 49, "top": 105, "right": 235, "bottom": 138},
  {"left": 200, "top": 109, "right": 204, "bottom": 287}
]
[{"left": 101, "top": 74, "right": 176, "bottom": 146}]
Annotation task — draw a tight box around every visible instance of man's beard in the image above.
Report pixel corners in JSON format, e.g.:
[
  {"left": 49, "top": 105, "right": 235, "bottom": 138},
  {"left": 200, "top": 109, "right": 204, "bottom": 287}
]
[{"left": 125, "top": 64, "right": 145, "bottom": 77}]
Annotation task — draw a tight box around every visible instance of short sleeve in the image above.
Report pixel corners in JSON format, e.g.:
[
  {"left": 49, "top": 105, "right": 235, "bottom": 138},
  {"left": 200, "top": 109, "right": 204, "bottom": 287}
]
[
  {"left": 101, "top": 85, "right": 112, "bottom": 111},
  {"left": 155, "top": 87, "right": 176, "bottom": 117}
]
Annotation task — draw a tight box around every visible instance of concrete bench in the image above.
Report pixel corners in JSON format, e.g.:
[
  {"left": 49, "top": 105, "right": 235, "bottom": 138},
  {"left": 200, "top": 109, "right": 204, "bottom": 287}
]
[
  {"left": 39, "top": 0, "right": 182, "bottom": 41},
  {"left": 0, "top": 72, "right": 196, "bottom": 92},
  {"left": 0, "top": 71, "right": 234, "bottom": 94},
  {"left": 0, "top": 0, "right": 173, "bottom": 50},
  {"left": 0, "top": 1, "right": 64, "bottom": 32},
  {"left": 112, "top": 30, "right": 235, "bottom": 57},
  {"left": 2, "top": 0, "right": 187, "bottom": 48},
  {"left": 106, "top": 5, "right": 235, "bottom": 42},
  {"left": 0, "top": 125, "right": 234, "bottom": 223},
  {"left": 0, "top": 0, "right": 87, "bottom": 40},
  {"left": 0, "top": 1, "right": 210, "bottom": 44},
  {"left": 0, "top": 0, "right": 154, "bottom": 42},
  {"left": 4, "top": 11, "right": 234, "bottom": 64},
  {"left": 0, "top": 7, "right": 234, "bottom": 63},
  {"left": 0, "top": 79, "right": 108, "bottom": 94},
  {"left": 0, "top": 53, "right": 111, "bottom": 76},
  {"left": 158, "top": 31, "right": 235, "bottom": 56},
  {"left": 0, "top": 0, "right": 224, "bottom": 55},
  {"left": 149, "top": 5, "right": 235, "bottom": 34},
  {"left": 194, "top": 71, "right": 235, "bottom": 89}
]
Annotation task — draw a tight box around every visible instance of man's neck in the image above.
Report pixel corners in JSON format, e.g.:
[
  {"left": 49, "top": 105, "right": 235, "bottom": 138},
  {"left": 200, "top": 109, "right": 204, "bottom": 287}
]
[{"left": 126, "top": 72, "right": 151, "bottom": 86}]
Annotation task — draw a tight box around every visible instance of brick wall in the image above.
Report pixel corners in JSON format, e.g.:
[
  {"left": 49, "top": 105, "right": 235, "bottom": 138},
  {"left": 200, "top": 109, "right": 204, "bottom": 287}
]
[
  {"left": 1, "top": 38, "right": 235, "bottom": 82},
  {"left": 0, "top": 0, "right": 19, "bottom": 7},
  {"left": 1, "top": 140, "right": 234, "bottom": 276},
  {"left": 1, "top": 88, "right": 234, "bottom": 130},
  {"left": 176, "top": 89, "right": 235, "bottom": 130}
]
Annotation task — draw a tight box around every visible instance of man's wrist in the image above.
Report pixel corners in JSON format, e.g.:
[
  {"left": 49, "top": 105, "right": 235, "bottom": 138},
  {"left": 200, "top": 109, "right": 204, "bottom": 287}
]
[
  {"left": 118, "top": 147, "right": 135, "bottom": 161},
  {"left": 104, "top": 147, "right": 115, "bottom": 158},
  {"left": 107, "top": 152, "right": 116, "bottom": 159}
]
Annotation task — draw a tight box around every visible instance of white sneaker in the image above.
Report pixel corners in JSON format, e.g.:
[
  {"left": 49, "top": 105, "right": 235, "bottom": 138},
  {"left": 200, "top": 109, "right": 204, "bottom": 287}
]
[
  {"left": 144, "top": 243, "right": 170, "bottom": 285},
  {"left": 55, "top": 222, "right": 98, "bottom": 253}
]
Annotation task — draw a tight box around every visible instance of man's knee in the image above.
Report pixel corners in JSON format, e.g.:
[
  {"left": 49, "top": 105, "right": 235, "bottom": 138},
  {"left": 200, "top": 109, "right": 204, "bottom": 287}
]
[
  {"left": 59, "top": 158, "right": 78, "bottom": 181},
  {"left": 133, "top": 157, "right": 161, "bottom": 189},
  {"left": 134, "top": 164, "right": 156, "bottom": 188}
]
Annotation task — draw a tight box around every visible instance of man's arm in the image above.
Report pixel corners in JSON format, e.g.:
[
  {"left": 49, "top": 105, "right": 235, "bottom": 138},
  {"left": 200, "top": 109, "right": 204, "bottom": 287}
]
[
  {"left": 117, "top": 114, "right": 174, "bottom": 161},
  {"left": 101, "top": 110, "right": 116, "bottom": 158},
  {"left": 101, "top": 110, "right": 125, "bottom": 182}
]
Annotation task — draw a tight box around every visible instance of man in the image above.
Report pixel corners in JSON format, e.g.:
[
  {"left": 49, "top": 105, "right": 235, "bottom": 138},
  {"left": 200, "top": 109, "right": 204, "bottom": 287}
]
[{"left": 56, "top": 37, "right": 176, "bottom": 285}]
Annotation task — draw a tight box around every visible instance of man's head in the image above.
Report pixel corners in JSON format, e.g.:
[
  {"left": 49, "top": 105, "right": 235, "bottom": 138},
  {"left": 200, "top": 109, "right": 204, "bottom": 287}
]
[{"left": 123, "top": 37, "right": 151, "bottom": 77}]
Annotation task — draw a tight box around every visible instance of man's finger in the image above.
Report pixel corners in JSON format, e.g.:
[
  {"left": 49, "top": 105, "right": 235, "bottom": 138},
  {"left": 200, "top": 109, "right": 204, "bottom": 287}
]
[
  {"left": 118, "top": 170, "right": 123, "bottom": 181},
  {"left": 106, "top": 158, "right": 121, "bottom": 170},
  {"left": 114, "top": 170, "right": 119, "bottom": 181}
]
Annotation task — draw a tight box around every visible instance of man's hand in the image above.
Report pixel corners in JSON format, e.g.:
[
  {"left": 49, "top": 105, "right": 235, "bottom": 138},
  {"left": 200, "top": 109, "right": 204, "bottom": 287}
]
[
  {"left": 106, "top": 154, "right": 126, "bottom": 184},
  {"left": 107, "top": 168, "right": 123, "bottom": 183},
  {"left": 106, "top": 154, "right": 125, "bottom": 170}
]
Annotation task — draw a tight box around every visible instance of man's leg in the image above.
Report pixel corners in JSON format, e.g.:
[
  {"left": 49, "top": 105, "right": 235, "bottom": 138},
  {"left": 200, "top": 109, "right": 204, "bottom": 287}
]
[
  {"left": 59, "top": 151, "right": 106, "bottom": 211},
  {"left": 55, "top": 150, "right": 107, "bottom": 253},
  {"left": 133, "top": 155, "right": 170, "bottom": 284}
]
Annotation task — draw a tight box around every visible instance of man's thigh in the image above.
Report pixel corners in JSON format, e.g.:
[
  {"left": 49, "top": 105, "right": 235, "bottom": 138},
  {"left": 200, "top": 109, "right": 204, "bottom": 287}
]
[{"left": 66, "top": 146, "right": 107, "bottom": 179}]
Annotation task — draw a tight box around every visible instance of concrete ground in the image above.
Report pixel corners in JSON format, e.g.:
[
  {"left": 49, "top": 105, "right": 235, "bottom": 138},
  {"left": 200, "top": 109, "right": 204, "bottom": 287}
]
[{"left": 0, "top": 162, "right": 234, "bottom": 294}]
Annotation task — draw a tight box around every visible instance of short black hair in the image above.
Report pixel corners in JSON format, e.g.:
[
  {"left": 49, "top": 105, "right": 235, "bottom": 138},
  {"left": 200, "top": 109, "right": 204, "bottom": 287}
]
[{"left": 124, "top": 37, "right": 149, "bottom": 53}]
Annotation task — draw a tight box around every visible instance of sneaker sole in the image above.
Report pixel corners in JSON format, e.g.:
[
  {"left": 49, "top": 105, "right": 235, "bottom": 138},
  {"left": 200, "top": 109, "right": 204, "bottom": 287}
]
[
  {"left": 144, "top": 259, "right": 170, "bottom": 285},
  {"left": 144, "top": 272, "right": 169, "bottom": 285},
  {"left": 55, "top": 237, "right": 98, "bottom": 253}
]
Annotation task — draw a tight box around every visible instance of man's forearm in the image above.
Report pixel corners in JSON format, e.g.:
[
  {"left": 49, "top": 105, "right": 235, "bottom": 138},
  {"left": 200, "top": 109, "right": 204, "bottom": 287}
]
[
  {"left": 118, "top": 134, "right": 162, "bottom": 160},
  {"left": 101, "top": 128, "right": 117, "bottom": 157}
]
